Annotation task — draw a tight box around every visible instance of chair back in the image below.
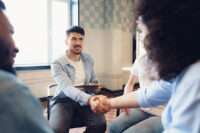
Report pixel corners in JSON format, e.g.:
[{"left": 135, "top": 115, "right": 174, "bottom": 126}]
[
  {"left": 47, "top": 83, "right": 57, "bottom": 97},
  {"left": 47, "top": 83, "right": 57, "bottom": 120}
]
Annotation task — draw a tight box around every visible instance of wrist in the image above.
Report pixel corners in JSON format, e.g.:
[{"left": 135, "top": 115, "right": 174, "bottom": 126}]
[
  {"left": 124, "top": 89, "right": 132, "bottom": 95},
  {"left": 108, "top": 99, "right": 111, "bottom": 109},
  {"left": 88, "top": 96, "right": 93, "bottom": 105}
]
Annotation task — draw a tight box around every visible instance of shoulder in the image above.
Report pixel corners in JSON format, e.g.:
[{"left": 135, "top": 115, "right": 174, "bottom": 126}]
[
  {"left": 0, "top": 70, "right": 17, "bottom": 80},
  {"left": 81, "top": 52, "right": 94, "bottom": 62},
  {"left": 81, "top": 52, "right": 93, "bottom": 59},
  {"left": 0, "top": 70, "right": 25, "bottom": 92},
  {"left": 0, "top": 70, "right": 16, "bottom": 82},
  {"left": 0, "top": 71, "right": 51, "bottom": 132},
  {"left": 186, "top": 60, "right": 200, "bottom": 78},
  {"left": 133, "top": 55, "right": 145, "bottom": 67},
  {"left": 0, "top": 70, "right": 41, "bottom": 109},
  {"left": 0, "top": 70, "right": 35, "bottom": 98},
  {"left": 0, "top": 70, "right": 40, "bottom": 113},
  {"left": 175, "top": 60, "right": 200, "bottom": 94},
  {"left": 180, "top": 60, "right": 200, "bottom": 82},
  {"left": 51, "top": 54, "right": 68, "bottom": 66}
]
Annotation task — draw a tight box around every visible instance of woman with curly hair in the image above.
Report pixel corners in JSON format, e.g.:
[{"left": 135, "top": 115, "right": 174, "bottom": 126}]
[
  {"left": 108, "top": 18, "right": 166, "bottom": 133},
  {"left": 93, "top": 0, "right": 200, "bottom": 132}
]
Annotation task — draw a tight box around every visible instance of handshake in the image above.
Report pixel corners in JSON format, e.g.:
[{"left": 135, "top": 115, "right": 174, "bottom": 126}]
[{"left": 88, "top": 95, "right": 110, "bottom": 114}]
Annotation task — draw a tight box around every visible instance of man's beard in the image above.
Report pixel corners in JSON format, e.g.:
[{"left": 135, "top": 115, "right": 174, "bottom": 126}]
[
  {"left": 70, "top": 49, "right": 81, "bottom": 55},
  {"left": 0, "top": 65, "right": 16, "bottom": 75},
  {"left": 0, "top": 39, "right": 16, "bottom": 75}
]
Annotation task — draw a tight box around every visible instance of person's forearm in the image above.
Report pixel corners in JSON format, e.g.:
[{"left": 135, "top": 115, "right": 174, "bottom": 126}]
[
  {"left": 124, "top": 83, "right": 135, "bottom": 93},
  {"left": 124, "top": 75, "right": 137, "bottom": 93},
  {"left": 109, "top": 91, "right": 140, "bottom": 109}
]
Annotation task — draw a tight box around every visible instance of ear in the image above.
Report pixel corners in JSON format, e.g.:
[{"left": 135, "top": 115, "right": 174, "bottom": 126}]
[{"left": 65, "top": 39, "right": 69, "bottom": 46}]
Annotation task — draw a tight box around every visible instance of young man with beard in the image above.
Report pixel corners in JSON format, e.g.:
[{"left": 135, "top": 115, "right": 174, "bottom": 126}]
[
  {"left": 0, "top": 1, "right": 53, "bottom": 133},
  {"left": 49, "top": 26, "right": 107, "bottom": 133}
]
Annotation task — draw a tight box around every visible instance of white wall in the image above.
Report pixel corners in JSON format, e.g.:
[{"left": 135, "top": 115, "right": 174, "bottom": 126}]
[
  {"left": 17, "top": 70, "right": 55, "bottom": 98},
  {"left": 102, "top": 28, "right": 132, "bottom": 90},
  {"left": 83, "top": 28, "right": 133, "bottom": 91}
]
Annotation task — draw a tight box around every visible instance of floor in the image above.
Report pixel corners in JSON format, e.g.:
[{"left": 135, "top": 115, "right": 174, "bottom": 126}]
[
  {"left": 69, "top": 109, "right": 117, "bottom": 133},
  {"left": 41, "top": 90, "right": 119, "bottom": 133}
]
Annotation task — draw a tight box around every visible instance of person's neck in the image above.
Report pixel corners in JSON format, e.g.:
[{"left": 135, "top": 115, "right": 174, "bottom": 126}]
[
  {"left": 0, "top": 66, "right": 16, "bottom": 75},
  {"left": 66, "top": 51, "right": 80, "bottom": 62}
]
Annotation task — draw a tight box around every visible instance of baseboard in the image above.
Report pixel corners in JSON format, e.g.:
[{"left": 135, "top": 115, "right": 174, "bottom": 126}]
[
  {"left": 101, "top": 82, "right": 140, "bottom": 96},
  {"left": 39, "top": 97, "right": 48, "bottom": 102},
  {"left": 101, "top": 87, "right": 124, "bottom": 96}
]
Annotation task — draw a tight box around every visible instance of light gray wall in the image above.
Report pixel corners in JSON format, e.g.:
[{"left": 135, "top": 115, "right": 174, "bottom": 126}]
[{"left": 80, "top": 0, "right": 134, "bottom": 90}]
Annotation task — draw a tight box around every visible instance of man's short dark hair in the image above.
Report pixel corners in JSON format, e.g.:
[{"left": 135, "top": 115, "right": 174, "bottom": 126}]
[
  {"left": 0, "top": 0, "right": 5, "bottom": 10},
  {"left": 66, "top": 26, "right": 85, "bottom": 37}
]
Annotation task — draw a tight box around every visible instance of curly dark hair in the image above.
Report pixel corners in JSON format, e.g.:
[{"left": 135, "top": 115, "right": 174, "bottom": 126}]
[{"left": 134, "top": 0, "right": 200, "bottom": 80}]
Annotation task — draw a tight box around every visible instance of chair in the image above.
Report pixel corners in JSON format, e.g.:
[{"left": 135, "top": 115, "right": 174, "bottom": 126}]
[{"left": 46, "top": 84, "right": 85, "bottom": 128}]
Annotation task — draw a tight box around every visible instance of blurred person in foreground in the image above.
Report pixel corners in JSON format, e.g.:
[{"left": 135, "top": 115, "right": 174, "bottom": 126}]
[
  {"left": 93, "top": 0, "right": 200, "bottom": 132},
  {"left": 0, "top": 1, "right": 53, "bottom": 133}
]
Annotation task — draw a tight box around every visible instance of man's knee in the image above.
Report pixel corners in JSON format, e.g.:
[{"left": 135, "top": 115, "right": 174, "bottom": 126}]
[
  {"left": 88, "top": 116, "right": 106, "bottom": 133},
  {"left": 99, "top": 119, "right": 107, "bottom": 130},
  {"left": 49, "top": 103, "right": 73, "bottom": 133},
  {"left": 49, "top": 115, "right": 71, "bottom": 133},
  {"left": 50, "top": 125, "right": 69, "bottom": 133},
  {"left": 95, "top": 118, "right": 107, "bottom": 131}
]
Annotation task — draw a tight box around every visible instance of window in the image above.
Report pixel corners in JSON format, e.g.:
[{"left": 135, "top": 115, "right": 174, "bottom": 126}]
[{"left": 4, "top": 0, "right": 78, "bottom": 67}]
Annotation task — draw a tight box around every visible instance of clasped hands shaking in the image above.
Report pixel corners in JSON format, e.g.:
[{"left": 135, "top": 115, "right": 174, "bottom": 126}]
[
  {"left": 88, "top": 91, "right": 131, "bottom": 116},
  {"left": 88, "top": 86, "right": 131, "bottom": 115},
  {"left": 88, "top": 95, "right": 110, "bottom": 114}
]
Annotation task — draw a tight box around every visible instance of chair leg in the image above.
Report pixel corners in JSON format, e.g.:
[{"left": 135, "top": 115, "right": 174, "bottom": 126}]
[
  {"left": 116, "top": 109, "right": 120, "bottom": 117},
  {"left": 47, "top": 97, "right": 50, "bottom": 120}
]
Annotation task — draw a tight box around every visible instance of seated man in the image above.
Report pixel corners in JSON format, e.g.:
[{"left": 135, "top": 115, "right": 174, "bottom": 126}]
[
  {"left": 0, "top": 1, "right": 53, "bottom": 133},
  {"left": 49, "top": 26, "right": 106, "bottom": 133}
]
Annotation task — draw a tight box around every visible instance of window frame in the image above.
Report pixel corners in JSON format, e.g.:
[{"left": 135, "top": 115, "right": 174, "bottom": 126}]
[{"left": 13, "top": 0, "right": 79, "bottom": 70}]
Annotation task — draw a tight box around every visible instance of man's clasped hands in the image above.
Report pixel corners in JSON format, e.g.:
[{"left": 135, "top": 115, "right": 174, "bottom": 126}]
[{"left": 88, "top": 95, "right": 110, "bottom": 114}]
